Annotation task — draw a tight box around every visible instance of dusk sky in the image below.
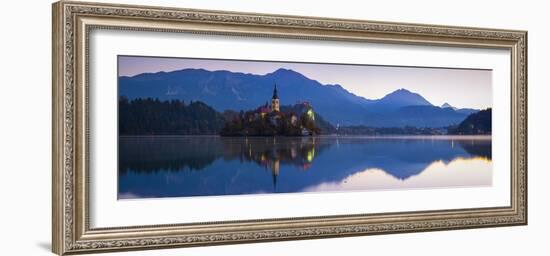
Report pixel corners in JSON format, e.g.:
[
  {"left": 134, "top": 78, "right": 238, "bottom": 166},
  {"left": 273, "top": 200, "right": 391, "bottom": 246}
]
[{"left": 118, "top": 56, "right": 492, "bottom": 109}]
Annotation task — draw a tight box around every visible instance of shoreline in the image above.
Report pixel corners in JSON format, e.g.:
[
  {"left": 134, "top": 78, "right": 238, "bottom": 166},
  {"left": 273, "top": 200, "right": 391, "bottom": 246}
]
[{"left": 119, "top": 134, "right": 492, "bottom": 140}]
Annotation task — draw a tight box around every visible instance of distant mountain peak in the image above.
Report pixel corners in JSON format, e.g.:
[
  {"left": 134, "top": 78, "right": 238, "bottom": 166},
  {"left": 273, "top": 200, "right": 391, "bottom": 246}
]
[
  {"left": 173, "top": 68, "right": 206, "bottom": 73},
  {"left": 265, "top": 68, "right": 312, "bottom": 84},
  {"left": 378, "top": 88, "right": 432, "bottom": 107},
  {"left": 383, "top": 88, "right": 415, "bottom": 98},
  {"left": 270, "top": 68, "right": 299, "bottom": 75},
  {"left": 395, "top": 88, "right": 410, "bottom": 93},
  {"left": 441, "top": 102, "right": 456, "bottom": 109}
]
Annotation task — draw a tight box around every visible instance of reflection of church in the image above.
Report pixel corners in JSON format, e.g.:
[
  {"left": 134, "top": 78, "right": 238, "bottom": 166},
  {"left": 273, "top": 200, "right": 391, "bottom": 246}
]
[{"left": 247, "top": 137, "right": 317, "bottom": 189}]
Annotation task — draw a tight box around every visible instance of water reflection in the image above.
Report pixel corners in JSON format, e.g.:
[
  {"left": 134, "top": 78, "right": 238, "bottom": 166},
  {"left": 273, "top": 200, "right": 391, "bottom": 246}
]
[
  {"left": 118, "top": 136, "right": 492, "bottom": 199},
  {"left": 304, "top": 157, "right": 491, "bottom": 192}
]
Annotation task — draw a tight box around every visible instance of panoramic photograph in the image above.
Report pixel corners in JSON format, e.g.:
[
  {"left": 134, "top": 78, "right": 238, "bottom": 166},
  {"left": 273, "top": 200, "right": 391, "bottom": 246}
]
[{"left": 117, "top": 56, "right": 493, "bottom": 199}]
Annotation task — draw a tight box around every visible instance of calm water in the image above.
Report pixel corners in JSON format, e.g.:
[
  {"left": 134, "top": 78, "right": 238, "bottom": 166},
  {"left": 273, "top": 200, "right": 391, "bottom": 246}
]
[{"left": 118, "top": 136, "right": 492, "bottom": 199}]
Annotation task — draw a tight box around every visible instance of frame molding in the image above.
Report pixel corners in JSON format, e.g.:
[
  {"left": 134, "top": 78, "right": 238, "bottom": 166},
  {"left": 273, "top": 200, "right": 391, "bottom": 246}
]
[{"left": 52, "top": 1, "right": 527, "bottom": 255}]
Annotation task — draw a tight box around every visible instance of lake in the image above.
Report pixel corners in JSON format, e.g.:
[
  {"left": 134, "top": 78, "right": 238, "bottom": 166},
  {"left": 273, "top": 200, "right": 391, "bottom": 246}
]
[{"left": 118, "top": 135, "right": 492, "bottom": 199}]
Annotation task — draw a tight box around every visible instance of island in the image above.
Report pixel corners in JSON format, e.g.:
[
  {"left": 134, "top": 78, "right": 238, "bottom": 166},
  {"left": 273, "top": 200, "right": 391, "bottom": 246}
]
[{"left": 220, "top": 85, "right": 321, "bottom": 136}]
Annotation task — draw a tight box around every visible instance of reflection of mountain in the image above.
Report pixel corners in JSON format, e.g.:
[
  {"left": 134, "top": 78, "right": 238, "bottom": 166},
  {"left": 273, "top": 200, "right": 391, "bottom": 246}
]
[
  {"left": 119, "top": 68, "right": 476, "bottom": 127},
  {"left": 118, "top": 136, "right": 492, "bottom": 198},
  {"left": 304, "top": 157, "right": 492, "bottom": 192},
  {"left": 275, "top": 137, "right": 492, "bottom": 191}
]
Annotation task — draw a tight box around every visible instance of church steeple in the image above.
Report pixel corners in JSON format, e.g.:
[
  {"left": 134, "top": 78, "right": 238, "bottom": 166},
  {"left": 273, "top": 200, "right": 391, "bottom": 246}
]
[
  {"left": 271, "top": 84, "right": 280, "bottom": 112},
  {"left": 272, "top": 84, "right": 279, "bottom": 99}
]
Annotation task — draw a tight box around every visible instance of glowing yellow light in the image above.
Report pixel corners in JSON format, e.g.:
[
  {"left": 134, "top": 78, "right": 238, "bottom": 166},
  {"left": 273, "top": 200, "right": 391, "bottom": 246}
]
[
  {"left": 307, "top": 109, "right": 315, "bottom": 120},
  {"left": 306, "top": 148, "right": 315, "bottom": 162}
]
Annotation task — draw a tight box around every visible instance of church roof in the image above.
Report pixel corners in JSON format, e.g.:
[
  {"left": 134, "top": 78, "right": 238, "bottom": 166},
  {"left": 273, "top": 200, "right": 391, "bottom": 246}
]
[{"left": 257, "top": 106, "right": 271, "bottom": 113}]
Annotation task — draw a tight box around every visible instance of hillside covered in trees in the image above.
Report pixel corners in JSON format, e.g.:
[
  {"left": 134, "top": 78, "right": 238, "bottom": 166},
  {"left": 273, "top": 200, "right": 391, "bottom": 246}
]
[
  {"left": 119, "top": 97, "right": 225, "bottom": 135},
  {"left": 449, "top": 108, "right": 492, "bottom": 135}
]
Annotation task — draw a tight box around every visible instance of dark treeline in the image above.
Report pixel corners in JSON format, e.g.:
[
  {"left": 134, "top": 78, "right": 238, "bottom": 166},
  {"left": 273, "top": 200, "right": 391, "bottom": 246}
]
[
  {"left": 119, "top": 97, "right": 225, "bottom": 135},
  {"left": 448, "top": 108, "right": 491, "bottom": 135}
]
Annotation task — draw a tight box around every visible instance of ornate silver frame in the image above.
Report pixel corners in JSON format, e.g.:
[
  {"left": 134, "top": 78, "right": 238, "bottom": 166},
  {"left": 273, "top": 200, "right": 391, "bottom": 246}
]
[{"left": 52, "top": 1, "right": 527, "bottom": 255}]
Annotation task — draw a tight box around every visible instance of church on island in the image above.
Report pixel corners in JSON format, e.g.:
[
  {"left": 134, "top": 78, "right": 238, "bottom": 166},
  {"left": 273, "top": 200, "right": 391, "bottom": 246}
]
[{"left": 220, "top": 84, "right": 319, "bottom": 136}]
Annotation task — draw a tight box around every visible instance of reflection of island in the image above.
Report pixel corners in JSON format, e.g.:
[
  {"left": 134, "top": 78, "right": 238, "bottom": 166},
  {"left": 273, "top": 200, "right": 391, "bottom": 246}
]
[
  {"left": 118, "top": 136, "right": 492, "bottom": 198},
  {"left": 222, "top": 137, "right": 323, "bottom": 187}
]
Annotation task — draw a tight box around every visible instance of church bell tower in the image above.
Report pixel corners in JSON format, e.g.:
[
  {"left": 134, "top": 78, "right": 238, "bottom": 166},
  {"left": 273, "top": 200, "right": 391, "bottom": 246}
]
[{"left": 271, "top": 84, "right": 280, "bottom": 112}]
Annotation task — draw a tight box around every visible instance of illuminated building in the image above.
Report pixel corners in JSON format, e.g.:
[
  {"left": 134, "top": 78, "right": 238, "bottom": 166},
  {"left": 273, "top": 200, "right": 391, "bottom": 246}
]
[{"left": 271, "top": 84, "right": 280, "bottom": 112}]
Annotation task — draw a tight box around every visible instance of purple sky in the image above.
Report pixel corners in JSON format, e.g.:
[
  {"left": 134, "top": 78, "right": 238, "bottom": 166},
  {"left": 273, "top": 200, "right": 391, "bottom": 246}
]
[{"left": 118, "top": 55, "right": 492, "bottom": 109}]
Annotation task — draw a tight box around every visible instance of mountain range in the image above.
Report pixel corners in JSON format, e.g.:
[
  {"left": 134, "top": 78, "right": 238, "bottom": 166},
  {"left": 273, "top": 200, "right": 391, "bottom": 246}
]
[{"left": 119, "top": 68, "right": 479, "bottom": 127}]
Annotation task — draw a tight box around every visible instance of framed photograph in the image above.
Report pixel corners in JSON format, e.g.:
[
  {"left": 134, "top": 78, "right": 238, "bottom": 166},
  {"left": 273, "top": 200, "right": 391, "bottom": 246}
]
[{"left": 52, "top": 1, "right": 527, "bottom": 255}]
